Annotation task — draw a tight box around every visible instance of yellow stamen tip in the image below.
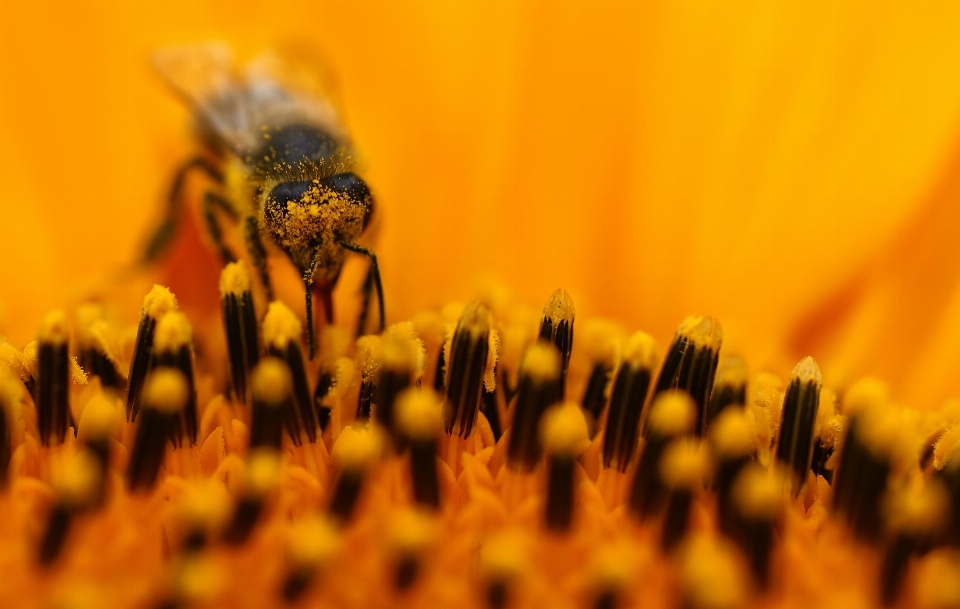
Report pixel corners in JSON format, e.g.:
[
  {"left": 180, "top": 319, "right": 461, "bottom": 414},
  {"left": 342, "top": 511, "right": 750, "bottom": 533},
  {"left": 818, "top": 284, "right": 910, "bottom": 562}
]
[
  {"left": 647, "top": 391, "right": 697, "bottom": 436},
  {"left": 263, "top": 301, "right": 302, "bottom": 349},
  {"left": 141, "top": 284, "right": 178, "bottom": 319},
  {"left": 250, "top": 358, "right": 292, "bottom": 406},
  {"left": 541, "top": 402, "right": 590, "bottom": 456},
  {"left": 142, "top": 367, "right": 188, "bottom": 414}
]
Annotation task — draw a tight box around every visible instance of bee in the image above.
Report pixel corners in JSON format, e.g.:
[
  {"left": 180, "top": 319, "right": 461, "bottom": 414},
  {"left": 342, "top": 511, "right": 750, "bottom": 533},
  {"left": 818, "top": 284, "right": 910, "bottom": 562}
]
[{"left": 144, "top": 43, "right": 384, "bottom": 358}]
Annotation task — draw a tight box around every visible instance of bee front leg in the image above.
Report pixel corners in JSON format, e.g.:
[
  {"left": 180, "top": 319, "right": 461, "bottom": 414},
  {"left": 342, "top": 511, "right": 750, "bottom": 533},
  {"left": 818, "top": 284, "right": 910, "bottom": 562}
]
[
  {"left": 243, "top": 216, "right": 273, "bottom": 300},
  {"left": 143, "top": 156, "right": 223, "bottom": 263},
  {"left": 340, "top": 242, "right": 386, "bottom": 335},
  {"left": 202, "top": 191, "right": 240, "bottom": 264},
  {"left": 303, "top": 248, "right": 324, "bottom": 360}
]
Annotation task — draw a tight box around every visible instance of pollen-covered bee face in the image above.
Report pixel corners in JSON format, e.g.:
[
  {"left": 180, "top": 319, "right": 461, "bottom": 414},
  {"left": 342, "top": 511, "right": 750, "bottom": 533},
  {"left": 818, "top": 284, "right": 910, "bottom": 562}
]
[{"left": 262, "top": 172, "right": 374, "bottom": 272}]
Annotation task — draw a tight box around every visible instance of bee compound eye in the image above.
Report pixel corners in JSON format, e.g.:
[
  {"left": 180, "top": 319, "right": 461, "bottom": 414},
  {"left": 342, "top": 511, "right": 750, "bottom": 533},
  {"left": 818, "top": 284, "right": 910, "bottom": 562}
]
[
  {"left": 317, "top": 173, "right": 372, "bottom": 207},
  {"left": 267, "top": 181, "right": 315, "bottom": 215}
]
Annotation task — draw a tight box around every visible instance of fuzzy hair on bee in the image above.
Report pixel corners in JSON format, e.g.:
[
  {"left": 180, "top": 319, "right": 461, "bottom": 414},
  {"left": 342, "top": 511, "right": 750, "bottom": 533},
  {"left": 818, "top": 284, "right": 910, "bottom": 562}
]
[{"left": 144, "top": 42, "right": 384, "bottom": 358}]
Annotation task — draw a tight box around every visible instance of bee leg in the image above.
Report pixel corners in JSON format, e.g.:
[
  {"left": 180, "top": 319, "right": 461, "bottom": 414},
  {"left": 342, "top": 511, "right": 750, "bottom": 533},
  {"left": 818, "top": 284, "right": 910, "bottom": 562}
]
[
  {"left": 303, "top": 248, "right": 324, "bottom": 360},
  {"left": 202, "top": 191, "right": 240, "bottom": 264},
  {"left": 143, "top": 156, "right": 223, "bottom": 263},
  {"left": 355, "top": 265, "right": 376, "bottom": 338},
  {"left": 244, "top": 217, "right": 273, "bottom": 300},
  {"left": 340, "top": 242, "right": 385, "bottom": 334}
]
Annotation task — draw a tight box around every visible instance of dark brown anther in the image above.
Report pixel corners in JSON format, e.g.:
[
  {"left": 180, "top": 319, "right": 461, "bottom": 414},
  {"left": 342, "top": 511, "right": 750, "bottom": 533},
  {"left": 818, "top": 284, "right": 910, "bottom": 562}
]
[
  {"left": 506, "top": 343, "right": 562, "bottom": 471},
  {"left": 774, "top": 356, "right": 821, "bottom": 496},
  {"left": 398, "top": 390, "right": 442, "bottom": 510},
  {"left": 0, "top": 370, "right": 21, "bottom": 489},
  {"left": 602, "top": 332, "right": 659, "bottom": 472},
  {"left": 75, "top": 304, "right": 123, "bottom": 392},
  {"left": 219, "top": 261, "right": 261, "bottom": 403},
  {"left": 312, "top": 368, "right": 334, "bottom": 432},
  {"left": 38, "top": 452, "right": 102, "bottom": 566},
  {"left": 249, "top": 358, "right": 293, "bottom": 450},
  {"left": 707, "top": 408, "right": 756, "bottom": 537},
  {"left": 222, "top": 450, "right": 279, "bottom": 545},
  {"left": 263, "top": 301, "right": 315, "bottom": 444},
  {"left": 729, "top": 464, "right": 785, "bottom": 588},
  {"left": 36, "top": 311, "right": 71, "bottom": 445},
  {"left": 538, "top": 289, "right": 575, "bottom": 399},
  {"left": 443, "top": 303, "right": 495, "bottom": 439},
  {"left": 126, "top": 368, "right": 187, "bottom": 492},
  {"left": 647, "top": 316, "right": 722, "bottom": 438},
  {"left": 541, "top": 404, "right": 587, "bottom": 533},
  {"left": 150, "top": 312, "right": 198, "bottom": 446},
  {"left": 127, "top": 285, "right": 178, "bottom": 422},
  {"left": 658, "top": 440, "right": 702, "bottom": 552},
  {"left": 376, "top": 326, "right": 425, "bottom": 443},
  {"left": 328, "top": 427, "right": 380, "bottom": 525},
  {"left": 627, "top": 391, "right": 695, "bottom": 520},
  {"left": 879, "top": 483, "right": 948, "bottom": 605},
  {"left": 703, "top": 355, "right": 747, "bottom": 432}
]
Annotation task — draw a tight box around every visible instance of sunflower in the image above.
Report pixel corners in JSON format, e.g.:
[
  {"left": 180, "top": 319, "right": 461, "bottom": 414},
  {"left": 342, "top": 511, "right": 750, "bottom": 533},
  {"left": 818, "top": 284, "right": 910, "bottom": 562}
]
[{"left": 1, "top": 1, "right": 960, "bottom": 608}]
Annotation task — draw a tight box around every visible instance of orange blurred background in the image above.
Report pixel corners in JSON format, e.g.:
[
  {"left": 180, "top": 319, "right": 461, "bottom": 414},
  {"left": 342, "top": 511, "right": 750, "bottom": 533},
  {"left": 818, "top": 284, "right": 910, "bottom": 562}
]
[{"left": 3, "top": 0, "right": 960, "bottom": 406}]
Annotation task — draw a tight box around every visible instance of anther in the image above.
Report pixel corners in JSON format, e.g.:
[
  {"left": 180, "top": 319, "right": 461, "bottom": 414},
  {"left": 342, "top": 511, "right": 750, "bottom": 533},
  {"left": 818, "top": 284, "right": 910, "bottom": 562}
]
[
  {"left": 729, "top": 464, "right": 786, "bottom": 588},
  {"left": 126, "top": 367, "right": 187, "bottom": 492},
  {"left": 579, "top": 320, "right": 621, "bottom": 433},
  {"left": 506, "top": 343, "right": 562, "bottom": 471},
  {"left": 36, "top": 311, "right": 71, "bottom": 445},
  {"left": 774, "top": 356, "right": 822, "bottom": 496},
  {"left": 480, "top": 535, "right": 527, "bottom": 609},
  {"left": 151, "top": 312, "right": 198, "bottom": 446},
  {"left": 443, "top": 302, "right": 497, "bottom": 439},
  {"left": 219, "top": 261, "right": 260, "bottom": 403},
  {"left": 263, "top": 301, "right": 316, "bottom": 443},
  {"left": 312, "top": 366, "right": 334, "bottom": 433},
  {"left": 75, "top": 304, "right": 122, "bottom": 391},
  {"left": 281, "top": 516, "right": 341, "bottom": 602},
  {"left": 647, "top": 315, "right": 722, "bottom": 437},
  {"left": 538, "top": 289, "right": 575, "bottom": 398},
  {"left": 76, "top": 394, "right": 118, "bottom": 507},
  {"left": 704, "top": 355, "right": 747, "bottom": 431},
  {"left": 880, "top": 482, "right": 949, "bottom": 605},
  {"left": 627, "top": 391, "right": 696, "bottom": 519},
  {"left": 397, "top": 389, "right": 442, "bottom": 510},
  {"left": 678, "top": 535, "right": 750, "bottom": 609},
  {"left": 172, "top": 484, "right": 230, "bottom": 554},
  {"left": 0, "top": 369, "right": 22, "bottom": 488},
  {"left": 708, "top": 408, "right": 756, "bottom": 536},
  {"left": 602, "top": 331, "right": 659, "bottom": 472},
  {"left": 832, "top": 378, "right": 900, "bottom": 541},
  {"left": 249, "top": 358, "right": 293, "bottom": 450},
  {"left": 222, "top": 449, "right": 280, "bottom": 545},
  {"left": 377, "top": 327, "right": 426, "bottom": 443},
  {"left": 659, "top": 439, "right": 704, "bottom": 551},
  {"left": 126, "top": 285, "right": 178, "bottom": 422},
  {"left": 328, "top": 426, "right": 382, "bottom": 524},
  {"left": 541, "top": 402, "right": 589, "bottom": 532},
  {"left": 388, "top": 509, "right": 436, "bottom": 592},
  {"left": 38, "top": 452, "right": 102, "bottom": 565},
  {"left": 354, "top": 335, "right": 381, "bottom": 424}
]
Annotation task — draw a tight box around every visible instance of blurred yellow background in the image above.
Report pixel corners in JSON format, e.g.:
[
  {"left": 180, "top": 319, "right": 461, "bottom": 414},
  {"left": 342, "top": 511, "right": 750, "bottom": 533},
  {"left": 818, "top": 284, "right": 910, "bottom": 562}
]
[{"left": 3, "top": 0, "right": 960, "bottom": 407}]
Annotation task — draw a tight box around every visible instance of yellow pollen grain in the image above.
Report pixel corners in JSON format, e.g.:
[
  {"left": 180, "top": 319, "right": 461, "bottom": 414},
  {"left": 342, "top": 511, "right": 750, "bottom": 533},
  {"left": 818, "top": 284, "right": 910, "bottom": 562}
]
[
  {"left": 355, "top": 335, "right": 382, "bottom": 382},
  {"left": 77, "top": 394, "right": 121, "bottom": 442},
  {"left": 332, "top": 426, "right": 383, "bottom": 470},
  {"left": 244, "top": 449, "right": 281, "bottom": 496},
  {"left": 647, "top": 391, "right": 697, "bottom": 436},
  {"left": 709, "top": 408, "right": 756, "bottom": 459},
  {"left": 251, "top": 358, "right": 292, "bottom": 407},
  {"left": 141, "top": 285, "right": 178, "bottom": 319},
  {"left": 396, "top": 389, "right": 442, "bottom": 440},
  {"left": 218, "top": 260, "right": 251, "bottom": 297},
  {"left": 263, "top": 301, "right": 302, "bottom": 349},
  {"left": 520, "top": 342, "right": 561, "bottom": 383},
  {"left": 933, "top": 425, "right": 960, "bottom": 470},
  {"left": 153, "top": 312, "right": 193, "bottom": 352},
  {"left": 142, "top": 368, "right": 188, "bottom": 414},
  {"left": 0, "top": 343, "right": 29, "bottom": 384},
  {"left": 542, "top": 288, "right": 575, "bottom": 325},
  {"left": 38, "top": 310, "right": 69, "bottom": 344},
  {"left": 286, "top": 515, "right": 341, "bottom": 567},
  {"left": 485, "top": 328, "right": 500, "bottom": 392},
  {"left": 677, "top": 315, "right": 723, "bottom": 349},
  {"left": 381, "top": 333, "right": 424, "bottom": 376},
  {"left": 731, "top": 465, "right": 787, "bottom": 520},
  {"left": 660, "top": 439, "right": 705, "bottom": 489},
  {"left": 541, "top": 402, "right": 590, "bottom": 456},
  {"left": 20, "top": 341, "right": 38, "bottom": 378},
  {"left": 678, "top": 535, "right": 748, "bottom": 609},
  {"left": 622, "top": 330, "right": 659, "bottom": 370},
  {"left": 70, "top": 357, "right": 88, "bottom": 385}
]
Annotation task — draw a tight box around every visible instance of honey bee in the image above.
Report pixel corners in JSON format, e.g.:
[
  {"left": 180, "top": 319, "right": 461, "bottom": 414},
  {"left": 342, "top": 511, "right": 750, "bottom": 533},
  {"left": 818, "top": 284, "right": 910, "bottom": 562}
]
[{"left": 144, "top": 43, "right": 383, "bottom": 358}]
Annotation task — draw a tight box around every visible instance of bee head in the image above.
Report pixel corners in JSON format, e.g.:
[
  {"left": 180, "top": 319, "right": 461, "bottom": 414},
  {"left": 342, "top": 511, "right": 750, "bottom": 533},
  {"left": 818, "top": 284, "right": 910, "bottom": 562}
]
[{"left": 262, "top": 172, "right": 375, "bottom": 259}]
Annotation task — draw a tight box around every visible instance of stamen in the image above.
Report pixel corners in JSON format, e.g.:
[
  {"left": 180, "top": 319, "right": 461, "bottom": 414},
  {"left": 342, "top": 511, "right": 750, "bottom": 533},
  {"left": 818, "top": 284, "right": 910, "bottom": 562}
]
[
  {"left": 506, "top": 343, "right": 562, "bottom": 471},
  {"left": 249, "top": 358, "right": 293, "bottom": 450},
  {"left": 222, "top": 449, "right": 280, "bottom": 545},
  {"left": 75, "top": 304, "right": 122, "bottom": 391},
  {"left": 151, "top": 312, "right": 198, "bottom": 446},
  {"left": 328, "top": 426, "right": 382, "bottom": 524},
  {"left": 0, "top": 369, "right": 22, "bottom": 488},
  {"left": 648, "top": 315, "right": 722, "bottom": 438},
  {"left": 172, "top": 484, "right": 230, "bottom": 554},
  {"left": 36, "top": 311, "right": 71, "bottom": 445},
  {"left": 354, "top": 335, "right": 381, "bottom": 424},
  {"left": 397, "top": 389, "right": 442, "bottom": 510},
  {"left": 377, "top": 326, "right": 426, "bottom": 443},
  {"left": 126, "top": 367, "right": 187, "bottom": 492},
  {"left": 388, "top": 509, "right": 435, "bottom": 591},
  {"left": 538, "top": 289, "right": 575, "bottom": 398},
  {"left": 773, "top": 356, "right": 821, "bottom": 496},
  {"left": 219, "top": 261, "right": 260, "bottom": 403},
  {"left": 75, "top": 394, "right": 117, "bottom": 507},
  {"left": 627, "top": 391, "right": 696, "bottom": 519},
  {"left": 281, "top": 516, "right": 340, "bottom": 601},
  {"left": 602, "top": 331, "right": 659, "bottom": 472},
  {"left": 410, "top": 310, "right": 445, "bottom": 394},
  {"left": 708, "top": 408, "right": 756, "bottom": 536},
  {"left": 880, "top": 482, "right": 949, "bottom": 605},
  {"left": 579, "top": 320, "right": 621, "bottom": 433},
  {"left": 38, "top": 452, "right": 102, "bottom": 565},
  {"left": 480, "top": 535, "right": 527, "bottom": 609},
  {"left": 659, "top": 439, "right": 704, "bottom": 551},
  {"left": 312, "top": 366, "right": 334, "bottom": 432},
  {"left": 541, "top": 402, "right": 589, "bottom": 532},
  {"left": 263, "top": 301, "right": 316, "bottom": 443},
  {"left": 443, "top": 302, "right": 497, "bottom": 439},
  {"left": 588, "top": 546, "right": 632, "bottom": 609},
  {"left": 704, "top": 355, "right": 747, "bottom": 431},
  {"left": 678, "top": 535, "right": 749, "bottom": 609},
  {"left": 126, "top": 285, "right": 178, "bottom": 422},
  {"left": 729, "top": 464, "right": 786, "bottom": 587}
]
